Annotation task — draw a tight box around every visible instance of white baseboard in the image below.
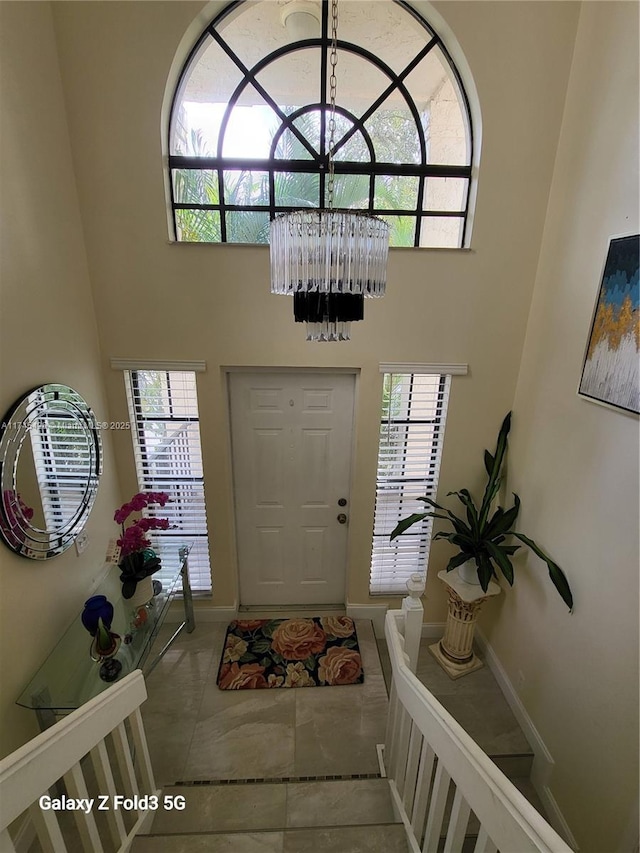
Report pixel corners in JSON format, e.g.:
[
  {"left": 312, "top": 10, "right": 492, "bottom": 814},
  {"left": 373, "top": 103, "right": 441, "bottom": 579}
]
[
  {"left": 164, "top": 603, "right": 238, "bottom": 623},
  {"left": 540, "top": 786, "right": 581, "bottom": 851},
  {"left": 421, "top": 622, "right": 446, "bottom": 639},
  {"left": 474, "top": 628, "right": 579, "bottom": 850},
  {"left": 346, "top": 603, "right": 388, "bottom": 638}
]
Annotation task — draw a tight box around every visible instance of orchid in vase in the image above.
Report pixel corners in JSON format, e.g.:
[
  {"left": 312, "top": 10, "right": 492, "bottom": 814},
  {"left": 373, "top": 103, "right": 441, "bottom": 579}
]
[{"left": 115, "top": 492, "right": 171, "bottom": 599}]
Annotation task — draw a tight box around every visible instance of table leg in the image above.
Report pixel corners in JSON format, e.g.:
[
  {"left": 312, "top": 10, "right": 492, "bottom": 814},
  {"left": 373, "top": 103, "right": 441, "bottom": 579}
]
[{"left": 180, "top": 546, "right": 195, "bottom": 633}]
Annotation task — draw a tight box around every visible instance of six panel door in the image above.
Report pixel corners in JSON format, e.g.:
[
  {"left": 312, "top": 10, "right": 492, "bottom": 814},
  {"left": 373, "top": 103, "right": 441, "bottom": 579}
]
[{"left": 229, "top": 372, "right": 355, "bottom": 606}]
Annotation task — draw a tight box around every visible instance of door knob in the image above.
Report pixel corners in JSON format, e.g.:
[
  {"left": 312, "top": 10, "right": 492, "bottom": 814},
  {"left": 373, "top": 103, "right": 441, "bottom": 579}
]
[{"left": 337, "top": 513, "right": 348, "bottom": 524}]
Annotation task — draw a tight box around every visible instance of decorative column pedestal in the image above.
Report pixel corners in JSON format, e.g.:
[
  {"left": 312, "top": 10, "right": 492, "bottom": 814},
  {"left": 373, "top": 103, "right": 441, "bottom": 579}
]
[{"left": 429, "top": 569, "right": 500, "bottom": 680}]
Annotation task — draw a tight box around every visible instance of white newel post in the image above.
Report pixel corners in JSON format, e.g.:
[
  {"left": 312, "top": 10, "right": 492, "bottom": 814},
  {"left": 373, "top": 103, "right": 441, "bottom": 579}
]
[{"left": 401, "top": 573, "right": 425, "bottom": 673}]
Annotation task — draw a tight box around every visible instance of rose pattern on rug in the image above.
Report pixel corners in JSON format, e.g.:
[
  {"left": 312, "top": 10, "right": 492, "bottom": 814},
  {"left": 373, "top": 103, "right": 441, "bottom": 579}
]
[{"left": 216, "top": 616, "right": 364, "bottom": 689}]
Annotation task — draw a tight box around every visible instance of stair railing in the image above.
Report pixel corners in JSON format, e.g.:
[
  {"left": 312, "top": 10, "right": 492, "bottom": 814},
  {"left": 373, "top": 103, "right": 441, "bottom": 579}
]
[
  {"left": 384, "top": 607, "right": 573, "bottom": 853},
  {"left": 0, "top": 670, "right": 157, "bottom": 853}
]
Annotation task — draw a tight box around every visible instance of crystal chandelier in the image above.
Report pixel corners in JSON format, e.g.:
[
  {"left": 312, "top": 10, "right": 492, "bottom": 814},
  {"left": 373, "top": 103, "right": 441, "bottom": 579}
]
[{"left": 270, "top": 0, "right": 389, "bottom": 342}]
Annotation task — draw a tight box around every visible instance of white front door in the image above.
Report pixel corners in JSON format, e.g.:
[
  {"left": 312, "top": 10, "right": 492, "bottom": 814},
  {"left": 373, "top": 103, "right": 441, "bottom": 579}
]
[{"left": 229, "top": 371, "right": 355, "bottom": 606}]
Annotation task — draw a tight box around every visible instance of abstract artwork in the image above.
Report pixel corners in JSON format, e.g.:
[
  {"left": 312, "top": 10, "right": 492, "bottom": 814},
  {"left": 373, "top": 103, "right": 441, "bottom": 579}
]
[{"left": 579, "top": 234, "right": 639, "bottom": 414}]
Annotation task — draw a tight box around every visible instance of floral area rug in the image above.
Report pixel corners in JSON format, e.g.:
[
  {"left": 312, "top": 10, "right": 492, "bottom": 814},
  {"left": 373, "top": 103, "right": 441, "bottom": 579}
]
[{"left": 216, "top": 616, "right": 364, "bottom": 689}]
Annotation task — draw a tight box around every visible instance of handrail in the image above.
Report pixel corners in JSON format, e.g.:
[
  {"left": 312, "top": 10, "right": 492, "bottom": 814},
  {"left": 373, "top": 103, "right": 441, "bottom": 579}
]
[
  {"left": 384, "top": 610, "right": 573, "bottom": 853},
  {"left": 1, "top": 670, "right": 157, "bottom": 852}
]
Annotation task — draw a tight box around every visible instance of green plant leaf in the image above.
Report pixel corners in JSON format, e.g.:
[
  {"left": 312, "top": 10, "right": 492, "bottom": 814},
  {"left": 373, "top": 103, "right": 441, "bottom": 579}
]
[
  {"left": 445, "top": 552, "right": 470, "bottom": 572},
  {"left": 416, "top": 496, "right": 445, "bottom": 511},
  {"left": 450, "top": 532, "right": 476, "bottom": 550},
  {"left": 477, "top": 553, "right": 494, "bottom": 591},
  {"left": 239, "top": 653, "right": 257, "bottom": 664},
  {"left": 483, "top": 476, "right": 502, "bottom": 514},
  {"left": 424, "top": 512, "right": 456, "bottom": 524},
  {"left": 448, "top": 489, "right": 479, "bottom": 537},
  {"left": 485, "top": 541, "right": 514, "bottom": 585},
  {"left": 484, "top": 507, "right": 504, "bottom": 536},
  {"left": 424, "top": 509, "right": 473, "bottom": 539},
  {"left": 303, "top": 656, "right": 316, "bottom": 671},
  {"left": 390, "top": 513, "right": 428, "bottom": 540},
  {"left": 484, "top": 450, "right": 494, "bottom": 476},
  {"left": 513, "top": 533, "right": 573, "bottom": 611},
  {"left": 479, "top": 412, "right": 512, "bottom": 529},
  {"left": 433, "top": 531, "right": 456, "bottom": 542},
  {"left": 485, "top": 494, "right": 521, "bottom": 538}
]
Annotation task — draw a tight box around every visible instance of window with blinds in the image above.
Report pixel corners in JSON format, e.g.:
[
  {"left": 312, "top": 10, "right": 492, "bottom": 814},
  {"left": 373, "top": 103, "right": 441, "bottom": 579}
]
[
  {"left": 370, "top": 372, "right": 451, "bottom": 595},
  {"left": 124, "top": 370, "right": 211, "bottom": 593}
]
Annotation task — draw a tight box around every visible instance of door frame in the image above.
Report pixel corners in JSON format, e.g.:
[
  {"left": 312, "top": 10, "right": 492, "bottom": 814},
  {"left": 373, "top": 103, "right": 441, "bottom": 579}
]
[{"left": 224, "top": 366, "right": 360, "bottom": 608}]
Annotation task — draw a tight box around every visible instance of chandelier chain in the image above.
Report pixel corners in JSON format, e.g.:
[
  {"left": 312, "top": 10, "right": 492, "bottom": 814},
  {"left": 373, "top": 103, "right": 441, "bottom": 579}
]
[{"left": 327, "top": 0, "right": 338, "bottom": 209}]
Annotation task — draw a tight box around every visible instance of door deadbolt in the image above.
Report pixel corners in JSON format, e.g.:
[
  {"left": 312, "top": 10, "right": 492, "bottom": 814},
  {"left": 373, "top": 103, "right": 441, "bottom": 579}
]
[
  {"left": 338, "top": 498, "right": 347, "bottom": 507},
  {"left": 337, "top": 513, "right": 348, "bottom": 524}
]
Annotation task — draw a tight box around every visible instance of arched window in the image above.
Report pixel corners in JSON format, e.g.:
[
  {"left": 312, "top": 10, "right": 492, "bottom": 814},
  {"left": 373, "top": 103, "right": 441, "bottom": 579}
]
[{"left": 168, "top": 0, "right": 474, "bottom": 247}]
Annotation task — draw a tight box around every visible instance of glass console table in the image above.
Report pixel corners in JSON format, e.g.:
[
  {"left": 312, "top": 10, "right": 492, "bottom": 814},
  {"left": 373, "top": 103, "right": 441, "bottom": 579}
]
[{"left": 17, "top": 543, "right": 195, "bottom": 729}]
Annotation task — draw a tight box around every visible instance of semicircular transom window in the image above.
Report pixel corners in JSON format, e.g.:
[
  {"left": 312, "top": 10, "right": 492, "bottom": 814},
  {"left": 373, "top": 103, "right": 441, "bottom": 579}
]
[{"left": 169, "top": 0, "right": 474, "bottom": 247}]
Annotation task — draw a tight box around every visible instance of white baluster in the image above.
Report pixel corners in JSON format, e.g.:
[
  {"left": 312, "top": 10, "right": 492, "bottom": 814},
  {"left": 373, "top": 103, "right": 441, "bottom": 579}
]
[
  {"left": 128, "top": 708, "right": 156, "bottom": 795},
  {"left": 473, "top": 826, "right": 498, "bottom": 853},
  {"left": 90, "top": 740, "right": 127, "bottom": 849},
  {"left": 28, "top": 803, "right": 66, "bottom": 853},
  {"left": 411, "top": 741, "right": 436, "bottom": 845},
  {"left": 402, "top": 724, "right": 423, "bottom": 816},
  {"left": 63, "top": 762, "right": 104, "bottom": 853},
  {"left": 443, "top": 787, "right": 472, "bottom": 853},
  {"left": 423, "top": 761, "right": 451, "bottom": 853}
]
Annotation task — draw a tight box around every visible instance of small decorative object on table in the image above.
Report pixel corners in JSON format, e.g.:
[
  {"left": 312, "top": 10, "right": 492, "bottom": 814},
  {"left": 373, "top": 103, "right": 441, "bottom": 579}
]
[
  {"left": 89, "top": 617, "right": 122, "bottom": 682},
  {"left": 114, "top": 491, "right": 171, "bottom": 605},
  {"left": 81, "top": 595, "right": 115, "bottom": 636}
]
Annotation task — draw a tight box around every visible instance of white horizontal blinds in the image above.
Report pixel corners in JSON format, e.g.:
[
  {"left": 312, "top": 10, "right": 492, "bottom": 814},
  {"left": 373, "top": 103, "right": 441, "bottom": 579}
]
[
  {"left": 124, "top": 370, "right": 211, "bottom": 593},
  {"left": 28, "top": 404, "right": 92, "bottom": 531},
  {"left": 370, "top": 373, "right": 451, "bottom": 595}
]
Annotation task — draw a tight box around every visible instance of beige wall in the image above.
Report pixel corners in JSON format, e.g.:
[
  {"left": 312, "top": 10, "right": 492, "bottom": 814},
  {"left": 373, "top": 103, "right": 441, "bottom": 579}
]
[
  {"left": 49, "top": 0, "right": 579, "bottom": 616},
  {"left": 0, "top": 3, "right": 122, "bottom": 757},
  {"left": 7, "top": 5, "right": 635, "bottom": 848},
  {"left": 482, "top": 3, "right": 639, "bottom": 851}
]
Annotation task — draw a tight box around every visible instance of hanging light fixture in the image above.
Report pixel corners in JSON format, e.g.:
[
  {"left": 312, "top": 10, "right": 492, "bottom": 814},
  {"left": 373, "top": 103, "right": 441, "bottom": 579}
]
[{"left": 270, "top": 0, "right": 389, "bottom": 342}]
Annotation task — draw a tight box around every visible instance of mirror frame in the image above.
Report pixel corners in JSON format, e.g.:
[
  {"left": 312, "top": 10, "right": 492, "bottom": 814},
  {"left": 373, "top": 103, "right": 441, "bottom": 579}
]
[{"left": 0, "top": 384, "right": 102, "bottom": 559}]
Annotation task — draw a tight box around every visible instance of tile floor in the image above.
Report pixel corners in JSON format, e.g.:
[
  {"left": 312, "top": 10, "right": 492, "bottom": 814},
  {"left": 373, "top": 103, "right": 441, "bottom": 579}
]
[
  {"left": 142, "top": 616, "right": 533, "bottom": 786},
  {"left": 377, "top": 637, "right": 533, "bottom": 760},
  {"left": 141, "top": 617, "right": 388, "bottom": 786},
  {"left": 137, "top": 617, "right": 401, "bottom": 850}
]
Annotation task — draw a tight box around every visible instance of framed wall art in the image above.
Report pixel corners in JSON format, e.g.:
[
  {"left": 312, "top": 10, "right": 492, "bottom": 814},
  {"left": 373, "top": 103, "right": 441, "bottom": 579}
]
[{"left": 578, "top": 234, "right": 639, "bottom": 415}]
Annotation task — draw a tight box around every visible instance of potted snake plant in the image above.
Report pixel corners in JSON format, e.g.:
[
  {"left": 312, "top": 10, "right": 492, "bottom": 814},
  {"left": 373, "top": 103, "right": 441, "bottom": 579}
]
[{"left": 390, "top": 412, "right": 573, "bottom": 611}]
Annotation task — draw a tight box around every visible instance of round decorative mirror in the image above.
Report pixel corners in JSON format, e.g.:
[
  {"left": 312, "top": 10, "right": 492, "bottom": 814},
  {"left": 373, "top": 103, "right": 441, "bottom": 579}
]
[{"left": 0, "top": 384, "right": 102, "bottom": 558}]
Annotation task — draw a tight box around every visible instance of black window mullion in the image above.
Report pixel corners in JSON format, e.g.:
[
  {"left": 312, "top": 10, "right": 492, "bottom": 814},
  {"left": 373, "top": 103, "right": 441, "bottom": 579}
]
[
  {"left": 169, "top": 155, "right": 471, "bottom": 180},
  {"left": 207, "top": 27, "right": 320, "bottom": 162},
  {"left": 171, "top": 0, "right": 473, "bottom": 247}
]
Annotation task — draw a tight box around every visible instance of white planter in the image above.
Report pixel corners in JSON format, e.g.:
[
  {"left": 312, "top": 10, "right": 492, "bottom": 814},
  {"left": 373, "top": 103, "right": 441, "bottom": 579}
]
[
  {"left": 457, "top": 559, "right": 481, "bottom": 585},
  {"left": 129, "top": 574, "right": 154, "bottom": 608}
]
